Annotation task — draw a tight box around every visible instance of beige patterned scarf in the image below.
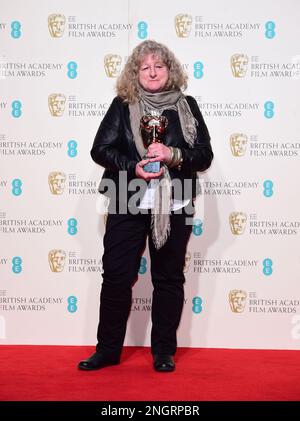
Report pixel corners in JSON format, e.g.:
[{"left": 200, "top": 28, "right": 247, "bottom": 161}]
[{"left": 129, "top": 88, "right": 197, "bottom": 249}]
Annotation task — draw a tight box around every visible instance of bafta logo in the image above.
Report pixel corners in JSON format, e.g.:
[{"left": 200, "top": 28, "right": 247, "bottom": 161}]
[
  {"left": 48, "top": 14, "right": 66, "bottom": 38},
  {"left": 48, "top": 171, "right": 66, "bottom": 195},
  {"left": 229, "top": 290, "right": 247, "bottom": 313},
  {"left": 183, "top": 251, "right": 191, "bottom": 273},
  {"left": 229, "top": 212, "right": 247, "bottom": 235},
  {"left": 104, "top": 54, "right": 122, "bottom": 78},
  {"left": 48, "top": 94, "right": 66, "bottom": 117},
  {"left": 48, "top": 249, "right": 66, "bottom": 272},
  {"left": 175, "top": 14, "right": 192, "bottom": 38},
  {"left": 231, "top": 54, "right": 248, "bottom": 77},
  {"left": 230, "top": 133, "right": 248, "bottom": 157}
]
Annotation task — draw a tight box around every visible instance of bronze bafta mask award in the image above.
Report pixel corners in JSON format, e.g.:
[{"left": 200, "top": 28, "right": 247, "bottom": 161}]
[{"left": 140, "top": 113, "right": 168, "bottom": 173}]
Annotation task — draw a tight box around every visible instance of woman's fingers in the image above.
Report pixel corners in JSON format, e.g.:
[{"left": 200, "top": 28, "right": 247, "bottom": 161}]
[
  {"left": 147, "top": 144, "right": 171, "bottom": 163},
  {"left": 135, "top": 160, "right": 164, "bottom": 181}
]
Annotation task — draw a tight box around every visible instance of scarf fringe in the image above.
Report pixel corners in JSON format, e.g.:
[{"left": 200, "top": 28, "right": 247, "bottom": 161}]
[
  {"left": 151, "top": 166, "right": 172, "bottom": 249},
  {"left": 151, "top": 213, "right": 171, "bottom": 250}
]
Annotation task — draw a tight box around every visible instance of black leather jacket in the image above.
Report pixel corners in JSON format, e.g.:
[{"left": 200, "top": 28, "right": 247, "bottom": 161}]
[{"left": 91, "top": 95, "right": 213, "bottom": 203}]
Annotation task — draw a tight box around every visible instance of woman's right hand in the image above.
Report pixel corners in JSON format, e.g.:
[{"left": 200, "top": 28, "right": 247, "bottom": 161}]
[{"left": 135, "top": 159, "right": 164, "bottom": 182}]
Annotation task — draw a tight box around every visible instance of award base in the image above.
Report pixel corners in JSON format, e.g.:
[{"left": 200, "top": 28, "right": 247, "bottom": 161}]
[{"left": 143, "top": 161, "right": 160, "bottom": 173}]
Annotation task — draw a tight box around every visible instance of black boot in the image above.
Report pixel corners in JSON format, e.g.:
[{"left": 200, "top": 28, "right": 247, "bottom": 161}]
[{"left": 78, "top": 351, "right": 120, "bottom": 371}]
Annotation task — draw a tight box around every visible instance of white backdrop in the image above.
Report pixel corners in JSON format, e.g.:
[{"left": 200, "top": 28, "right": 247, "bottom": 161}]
[{"left": 1, "top": 0, "right": 300, "bottom": 349}]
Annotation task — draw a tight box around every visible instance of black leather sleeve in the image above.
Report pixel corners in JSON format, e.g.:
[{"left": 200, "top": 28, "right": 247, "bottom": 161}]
[
  {"left": 90, "top": 97, "right": 138, "bottom": 179},
  {"left": 181, "top": 96, "right": 213, "bottom": 172}
]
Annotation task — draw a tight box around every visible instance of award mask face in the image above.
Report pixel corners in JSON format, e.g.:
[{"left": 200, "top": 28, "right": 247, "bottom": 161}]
[
  {"left": 140, "top": 114, "right": 168, "bottom": 173},
  {"left": 140, "top": 114, "right": 168, "bottom": 147}
]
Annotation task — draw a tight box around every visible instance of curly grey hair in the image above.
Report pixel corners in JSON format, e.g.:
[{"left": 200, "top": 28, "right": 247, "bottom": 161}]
[{"left": 116, "top": 40, "right": 188, "bottom": 103}]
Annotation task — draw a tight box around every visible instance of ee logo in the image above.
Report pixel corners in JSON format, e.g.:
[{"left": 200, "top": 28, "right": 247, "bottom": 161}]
[
  {"left": 192, "top": 296, "right": 203, "bottom": 314},
  {"left": 139, "top": 256, "right": 147, "bottom": 274},
  {"left": 67, "top": 296, "right": 77, "bottom": 313}
]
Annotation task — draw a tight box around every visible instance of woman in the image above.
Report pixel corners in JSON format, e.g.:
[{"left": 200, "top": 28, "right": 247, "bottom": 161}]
[{"left": 78, "top": 40, "right": 213, "bottom": 372}]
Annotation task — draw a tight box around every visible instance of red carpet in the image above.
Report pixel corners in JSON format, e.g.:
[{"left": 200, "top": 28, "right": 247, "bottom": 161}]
[{"left": 0, "top": 346, "right": 299, "bottom": 401}]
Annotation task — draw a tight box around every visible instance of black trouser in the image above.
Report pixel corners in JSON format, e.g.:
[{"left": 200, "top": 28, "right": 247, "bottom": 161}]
[{"left": 96, "top": 206, "right": 192, "bottom": 357}]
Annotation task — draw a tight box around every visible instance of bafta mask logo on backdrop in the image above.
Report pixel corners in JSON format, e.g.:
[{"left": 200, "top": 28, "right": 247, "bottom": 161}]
[
  {"left": 104, "top": 54, "right": 122, "bottom": 78},
  {"left": 175, "top": 14, "right": 193, "bottom": 38},
  {"left": 183, "top": 251, "right": 191, "bottom": 273},
  {"left": 48, "top": 249, "right": 66, "bottom": 272},
  {"left": 48, "top": 14, "right": 66, "bottom": 38},
  {"left": 230, "top": 133, "right": 248, "bottom": 157},
  {"left": 48, "top": 171, "right": 66, "bottom": 195},
  {"left": 231, "top": 54, "right": 249, "bottom": 78},
  {"left": 229, "top": 212, "right": 247, "bottom": 235},
  {"left": 229, "top": 290, "right": 247, "bottom": 313},
  {"left": 48, "top": 94, "right": 66, "bottom": 117},
  {"left": 48, "top": 13, "right": 66, "bottom": 38}
]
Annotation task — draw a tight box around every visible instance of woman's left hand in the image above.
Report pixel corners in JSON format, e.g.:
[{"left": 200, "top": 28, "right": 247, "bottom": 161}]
[{"left": 146, "top": 143, "right": 171, "bottom": 164}]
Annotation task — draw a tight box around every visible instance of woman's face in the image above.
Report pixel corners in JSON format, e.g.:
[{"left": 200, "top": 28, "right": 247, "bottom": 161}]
[{"left": 138, "top": 53, "right": 169, "bottom": 93}]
